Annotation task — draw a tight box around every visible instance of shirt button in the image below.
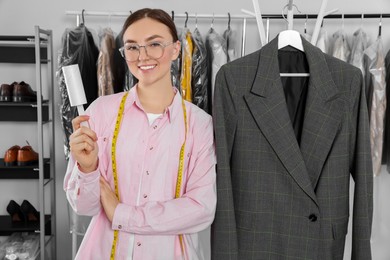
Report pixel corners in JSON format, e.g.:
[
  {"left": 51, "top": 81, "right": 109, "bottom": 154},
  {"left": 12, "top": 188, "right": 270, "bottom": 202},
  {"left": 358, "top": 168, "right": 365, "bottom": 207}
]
[
  {"left": 146, "top": 171, "right": 150, "bottom": 175},
  {"left": 143, "top": 194, "right": 148, "bottom": 198},
  {"left": 137, "top": 242, "right": 141, "bottom": 246},
  {"left": 118, "top": 225, "right": 122, "bottom": 229},
  {"left": 149, "top": 146, "right": 154, "bottom": 150},
  {"left": 153, "top": 125, "right": 157, "bottom": 129}
]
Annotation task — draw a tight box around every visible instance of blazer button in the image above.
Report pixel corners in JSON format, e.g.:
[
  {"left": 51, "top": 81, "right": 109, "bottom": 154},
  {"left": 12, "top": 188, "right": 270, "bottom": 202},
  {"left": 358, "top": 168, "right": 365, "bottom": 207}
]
[{"left": 308, "top": 214, "right": 318, "bottom": 222}]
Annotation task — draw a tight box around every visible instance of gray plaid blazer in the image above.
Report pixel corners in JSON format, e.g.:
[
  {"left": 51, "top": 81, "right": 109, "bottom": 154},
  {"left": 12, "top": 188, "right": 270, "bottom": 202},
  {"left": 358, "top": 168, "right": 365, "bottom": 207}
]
[{"left": 211, "top": 36, "right": 373, "bottom": 260}]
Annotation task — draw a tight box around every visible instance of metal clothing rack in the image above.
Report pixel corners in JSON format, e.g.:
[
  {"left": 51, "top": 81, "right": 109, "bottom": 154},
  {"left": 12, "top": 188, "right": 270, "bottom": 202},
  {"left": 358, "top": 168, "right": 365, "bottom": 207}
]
[{"left": 66, "top": 10, "right": 390, "bottom": 57}]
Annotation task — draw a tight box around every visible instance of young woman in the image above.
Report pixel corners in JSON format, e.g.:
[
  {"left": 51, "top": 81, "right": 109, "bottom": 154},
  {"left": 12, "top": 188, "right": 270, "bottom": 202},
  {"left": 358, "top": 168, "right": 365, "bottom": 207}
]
[{"left": 64, "top": 8, "right": 216, "bottom": 260}]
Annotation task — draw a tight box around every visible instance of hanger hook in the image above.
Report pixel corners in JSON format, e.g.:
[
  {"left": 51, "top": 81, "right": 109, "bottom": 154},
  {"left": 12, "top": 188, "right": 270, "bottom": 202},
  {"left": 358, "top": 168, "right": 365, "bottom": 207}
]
[
  {"left": 360, "top": 13, "right": 364, "bottom": 28},
  {"left": 184, "top": 12, "right": 188, "bottom": 28},
  {"left": 81, "top": 9, "right": 85, "bottom": 25},
  {"left": 293, "top": 4, "right": 302, "bottom": 14},
  {"left": 211, "top": 13, "right": 214, "bottom": 28},
  {"left": 130, "top": 10, "right": 133, "bottom": 15},
  {"left": 379, "top": 13, "right": 382, "bottom": 37},
  {"left": 195, "top": 13, "right": 198, "bottom": 28},
  {"left": 171, "top": 11, "right": 174, "bottom": 21},
  {"left": 341, "top": 13, "right": 345, "bottom": 30},
  {"left": 228, "top": 12, "right": 231, "bottom": 30}
]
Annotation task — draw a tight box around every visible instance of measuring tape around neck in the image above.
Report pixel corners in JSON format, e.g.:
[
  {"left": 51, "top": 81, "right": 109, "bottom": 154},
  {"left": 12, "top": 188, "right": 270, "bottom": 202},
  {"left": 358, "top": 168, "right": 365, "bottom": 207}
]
[{"left": 109, "top": 92, "right": 187, "bottom": 259}]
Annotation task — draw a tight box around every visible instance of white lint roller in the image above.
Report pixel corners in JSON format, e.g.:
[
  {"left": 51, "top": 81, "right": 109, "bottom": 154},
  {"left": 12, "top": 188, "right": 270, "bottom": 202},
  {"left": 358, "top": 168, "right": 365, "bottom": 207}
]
[{"left": 62, "top": 64, "right": 89, "bottom": 127}]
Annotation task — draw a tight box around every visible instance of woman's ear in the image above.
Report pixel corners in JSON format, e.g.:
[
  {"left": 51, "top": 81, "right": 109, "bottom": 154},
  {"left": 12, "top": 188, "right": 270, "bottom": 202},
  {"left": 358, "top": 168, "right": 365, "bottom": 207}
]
[{"left": 171, "top": 41, "right": 181, "bottom": 60}]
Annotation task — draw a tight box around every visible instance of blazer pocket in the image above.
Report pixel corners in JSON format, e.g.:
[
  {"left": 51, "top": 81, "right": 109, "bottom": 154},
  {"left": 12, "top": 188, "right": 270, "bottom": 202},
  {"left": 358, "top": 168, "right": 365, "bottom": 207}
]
[
  {"left": 332, "top": 218, "right": 349, "bottom": 239},
  {"left": 236, "top": 211, "right": 253, "bottom": 231}
]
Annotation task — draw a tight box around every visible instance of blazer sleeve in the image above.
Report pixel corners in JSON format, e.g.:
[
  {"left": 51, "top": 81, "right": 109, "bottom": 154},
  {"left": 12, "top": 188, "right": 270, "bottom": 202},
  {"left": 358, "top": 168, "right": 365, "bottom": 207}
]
[
  {"left": 211, "top": 66, "right": 239, "bottom": 259},
  {"left": 349, "top": 71, "right": 374, "bottom": 260}
]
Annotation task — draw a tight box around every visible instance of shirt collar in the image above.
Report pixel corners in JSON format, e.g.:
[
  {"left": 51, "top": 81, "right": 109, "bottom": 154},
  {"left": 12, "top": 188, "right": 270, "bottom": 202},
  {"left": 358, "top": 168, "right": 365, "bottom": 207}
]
[{"left": 128, "top": 84, "right": 182, "bottom": 123}]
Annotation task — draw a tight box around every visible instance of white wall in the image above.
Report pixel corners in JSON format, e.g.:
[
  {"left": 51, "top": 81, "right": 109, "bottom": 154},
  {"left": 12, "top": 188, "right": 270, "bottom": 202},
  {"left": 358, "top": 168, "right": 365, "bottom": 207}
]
[{"left": 0, "top": 0, "right": 389, "bottom": 259}]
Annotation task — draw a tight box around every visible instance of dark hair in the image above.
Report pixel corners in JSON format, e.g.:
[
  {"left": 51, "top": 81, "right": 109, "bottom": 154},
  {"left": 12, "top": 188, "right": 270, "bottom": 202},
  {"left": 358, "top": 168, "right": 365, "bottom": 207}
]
[{"left": 122, "top": 8, "right": 179, "bottom": 42}]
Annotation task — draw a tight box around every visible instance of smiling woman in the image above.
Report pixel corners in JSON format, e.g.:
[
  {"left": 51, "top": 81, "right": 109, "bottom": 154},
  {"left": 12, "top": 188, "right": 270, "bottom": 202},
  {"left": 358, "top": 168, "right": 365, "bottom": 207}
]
[{"left": 63, "top": 8, "right": 217, "bottom": 260}]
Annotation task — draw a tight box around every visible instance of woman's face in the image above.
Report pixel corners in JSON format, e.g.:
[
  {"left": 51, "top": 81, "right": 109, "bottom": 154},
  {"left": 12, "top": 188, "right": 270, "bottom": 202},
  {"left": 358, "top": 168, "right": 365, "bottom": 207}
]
[{"left": 122, "top": 17, "right": 180, "bottom": 87}]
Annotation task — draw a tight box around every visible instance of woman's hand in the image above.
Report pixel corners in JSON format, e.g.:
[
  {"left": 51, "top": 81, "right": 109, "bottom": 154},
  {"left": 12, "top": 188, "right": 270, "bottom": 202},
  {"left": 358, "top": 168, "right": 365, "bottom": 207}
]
[
  {"left": 100, "top": 177, "right": 119, "bottom": 222},
  {"left": 69, "top": 115, "right": 98, "bottom": 173}
]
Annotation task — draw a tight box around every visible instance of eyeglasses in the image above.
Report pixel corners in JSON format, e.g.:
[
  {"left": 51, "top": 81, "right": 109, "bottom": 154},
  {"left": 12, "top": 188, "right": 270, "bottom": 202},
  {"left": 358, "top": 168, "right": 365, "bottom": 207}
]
[{"left": 119, "top": 42, "right": 174, "bottom": 62}]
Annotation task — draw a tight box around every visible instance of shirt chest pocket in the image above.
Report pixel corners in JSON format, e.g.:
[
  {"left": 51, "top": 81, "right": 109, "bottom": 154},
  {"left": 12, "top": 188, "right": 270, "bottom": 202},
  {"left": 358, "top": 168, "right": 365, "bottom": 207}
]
[{"left": 96, "top": 134, "right": 112, "bottom": 175}]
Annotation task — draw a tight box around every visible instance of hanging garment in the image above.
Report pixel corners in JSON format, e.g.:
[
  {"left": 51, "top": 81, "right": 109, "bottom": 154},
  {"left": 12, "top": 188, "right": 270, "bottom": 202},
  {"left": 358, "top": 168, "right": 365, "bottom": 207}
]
[
  {"left": 57, "top": 23, "right": 100, "bottom": 241},
  {"left": 180, "top": 28, "right": 194, "bottom": 102},
  {"left": 364, "top": 37, "right": 387, "bottom": 176},
  {"left": 191, "top": 28, "right": 209, "bottom": 113},
  {"left": 57, "top": 23, "right": 99, "bottom": 161},
  {"left": 384, "top": 50, "right": 390, "bottom": 171},
  {"left": 349, "top": 28, "right": 369, "bottom": 77},
  {"left": 97, "top": 28, "right": 115, "bottom": 96},
  {"left": 223, "top": 27, "right": 237, "bottom": 62},
  {"left": 331, "top": 29, "right": 350, "bottom": 62},
  {"left": 211, "top": 36, "right": 373, "bottom": 260},
  {"left": 205, "top": 27, "right": 227, "bottom": 113},
  {"left": 315, "top": 27, "right": 328, "bottom": 53},
  {"left": 112, "top": 33, "right": 135, "bottom": 92},
  {"left": 171, "top": 28, "right": 182, "bottom": 93}
]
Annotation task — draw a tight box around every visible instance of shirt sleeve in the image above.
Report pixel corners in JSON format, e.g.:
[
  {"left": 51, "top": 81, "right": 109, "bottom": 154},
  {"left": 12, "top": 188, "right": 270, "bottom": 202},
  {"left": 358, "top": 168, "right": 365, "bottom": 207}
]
[
  {"left": 63, "top": 154, "right": 102, "bottom": 216},
  {"left": 111, "top": 115, "right": 217, "bottom": 235}
]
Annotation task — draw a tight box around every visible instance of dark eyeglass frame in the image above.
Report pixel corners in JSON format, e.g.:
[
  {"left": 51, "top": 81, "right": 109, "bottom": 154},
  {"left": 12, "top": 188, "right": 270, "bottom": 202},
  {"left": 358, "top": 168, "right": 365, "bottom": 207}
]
[{"left": 119, "top": 41, "right": 174, "bottom": 61}]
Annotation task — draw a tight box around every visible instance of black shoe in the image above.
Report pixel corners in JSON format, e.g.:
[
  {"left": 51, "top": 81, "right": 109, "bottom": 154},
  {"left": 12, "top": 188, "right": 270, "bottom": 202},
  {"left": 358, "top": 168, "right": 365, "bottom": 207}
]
[
  {"left": 20, "top": 200, "right": 39, "bottom": 222},
  {"left": 6, "top": 200, "right": 26, "bottom": 222}
]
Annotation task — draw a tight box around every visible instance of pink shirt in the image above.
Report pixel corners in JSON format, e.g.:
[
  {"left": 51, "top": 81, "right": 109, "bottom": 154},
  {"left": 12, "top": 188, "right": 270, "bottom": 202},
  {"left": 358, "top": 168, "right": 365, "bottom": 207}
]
[{"left": 64, "top": 86, "right": 217, "bottom": 260}]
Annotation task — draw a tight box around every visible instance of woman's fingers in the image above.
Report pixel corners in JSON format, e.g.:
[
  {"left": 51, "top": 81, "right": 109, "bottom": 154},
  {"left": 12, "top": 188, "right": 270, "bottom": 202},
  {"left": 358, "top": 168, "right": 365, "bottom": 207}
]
[{"left": 71, "top": 115, "right": 90, "bottom": 131}]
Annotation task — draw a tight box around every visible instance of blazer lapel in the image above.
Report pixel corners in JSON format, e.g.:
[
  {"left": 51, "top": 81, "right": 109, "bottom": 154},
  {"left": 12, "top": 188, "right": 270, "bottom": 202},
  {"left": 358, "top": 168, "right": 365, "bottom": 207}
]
[
  {"left": 299, "top": 38, "right": 343, "bottom": 189},
  {"left": 244, "top": 37, "right": 318, "bottom": 205}
]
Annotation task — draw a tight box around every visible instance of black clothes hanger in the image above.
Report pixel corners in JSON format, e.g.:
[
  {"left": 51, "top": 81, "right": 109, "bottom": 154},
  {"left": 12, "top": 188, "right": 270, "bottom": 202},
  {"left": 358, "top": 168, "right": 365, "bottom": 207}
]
[{"left": 184, "top": 12, "right": 188, "bottom": 28}]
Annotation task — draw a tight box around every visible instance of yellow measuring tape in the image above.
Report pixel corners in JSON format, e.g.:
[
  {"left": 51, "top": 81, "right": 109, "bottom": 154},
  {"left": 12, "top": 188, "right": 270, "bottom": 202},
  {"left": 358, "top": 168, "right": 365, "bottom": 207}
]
[{"left": 109, "top": 91, "right": 187, "bottom": 259}]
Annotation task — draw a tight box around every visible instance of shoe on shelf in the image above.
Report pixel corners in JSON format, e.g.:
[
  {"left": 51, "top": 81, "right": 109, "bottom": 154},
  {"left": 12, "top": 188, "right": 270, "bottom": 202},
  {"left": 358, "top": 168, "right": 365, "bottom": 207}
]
[
  {"left": 3, "top": 145, "right": 21, "bottom": 166},
  {"left": 17, "top": 143, "right": 38, "bottom": 166},
  {"left": 12, "top": 81, "right": 37, "bottom": 102},
  {"left": 6, "top": 200, "right": 26, "bottom": 223},
  {"left": 20, "top": 200, "right": 39, "bottom": 222},
  {"left": 0, "top": 82, "right": 17, "bottom": 102}
]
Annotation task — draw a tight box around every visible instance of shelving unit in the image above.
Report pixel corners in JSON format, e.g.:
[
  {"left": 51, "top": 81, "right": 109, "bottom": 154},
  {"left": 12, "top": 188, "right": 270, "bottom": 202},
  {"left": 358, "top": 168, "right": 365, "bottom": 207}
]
[{"left": 0, "top": 26, "right": 56, "bottom": 260}]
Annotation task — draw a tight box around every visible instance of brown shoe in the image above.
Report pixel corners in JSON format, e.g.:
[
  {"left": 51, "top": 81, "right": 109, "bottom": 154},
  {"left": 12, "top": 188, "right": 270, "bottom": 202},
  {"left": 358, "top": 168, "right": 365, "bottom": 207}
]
[
  {"left": 4, "top": 145, "right": 21, "bottom": 166},
  {"left": 13, "top": 81, "right": 37, "bottom": 102},
  {"left": 17, "top": 145, "right": 39, "bottom": 166},
  {"left": 0, "top": 82, "right": 17, "bottom": 102}
]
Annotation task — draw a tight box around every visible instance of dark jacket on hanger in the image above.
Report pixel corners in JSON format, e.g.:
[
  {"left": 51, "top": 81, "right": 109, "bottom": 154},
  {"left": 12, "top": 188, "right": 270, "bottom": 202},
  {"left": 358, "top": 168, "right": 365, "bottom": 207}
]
[
  {"left": 211, "top": 36, "right": 373, "bottom": 260},
  {"left": 57, "top": 23, "right": 99, "bottom": 161}
]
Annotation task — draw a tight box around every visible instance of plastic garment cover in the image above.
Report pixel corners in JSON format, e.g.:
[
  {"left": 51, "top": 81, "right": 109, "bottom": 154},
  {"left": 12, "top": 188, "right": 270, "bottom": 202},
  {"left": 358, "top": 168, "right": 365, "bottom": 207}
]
[
  {"left": 57, "top": 24, "right": 99, "bottom": 161},
  {"left": 331, "top": 29, "right": 350, "bottom": 62},
  {"left": 315, "top": 27, "right": 328, "bottom": 54},
  {"left": 112, "top": 33, "right": 136, "bottom": 92},
  {"left": 223, "top": 27, "right": 237, "bottom": 62},
  {"left": 97, "top": 28, "right": 115, "bottom": 96},
  {"left": 57, "top": 24, "right": 99, "bottom": 237},
  {"left": 383, "top": 50, "right": 390, "bottom": 171},
  {"left": 349, "top": 28, "right": 369, "bottom": 78},
  {"left": 205, "top": 27, "right": 227, "bottom": 112},
  {"left": 171, "top": 28, "right": 182, "bottom": 93},
  {"left": 191, "top": 28, "right": 209, "bottom": 113},
  {"left": 364, "top": 37, "right": 387, "bottom": 176},
  {"left": 180, "top": 28, "right": 194, "bottom": 102}
]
